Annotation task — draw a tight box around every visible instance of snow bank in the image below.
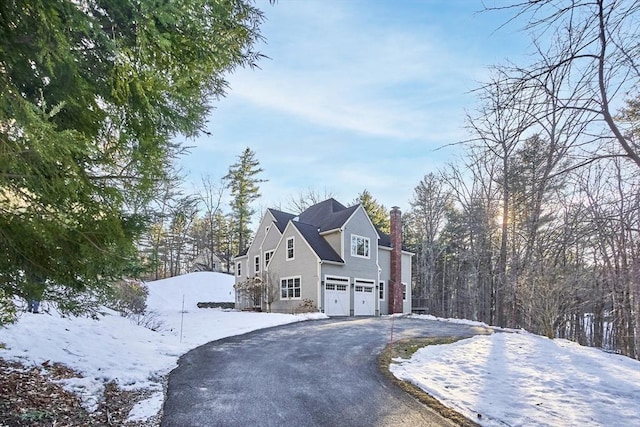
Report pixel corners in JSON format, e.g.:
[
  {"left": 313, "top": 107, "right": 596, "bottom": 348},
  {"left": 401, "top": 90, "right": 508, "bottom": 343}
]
[
  {"left": 0, "top": 272, "right": 326, "bottom": 420},
  {"left": 391, "top": 330, "right": 640, "bottom": 426}
]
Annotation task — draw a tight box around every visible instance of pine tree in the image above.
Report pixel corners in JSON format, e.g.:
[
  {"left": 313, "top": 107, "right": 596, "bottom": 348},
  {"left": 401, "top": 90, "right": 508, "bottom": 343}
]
[
  {"left": 224, "top": 148, "right": 267, "bottom": 253},
  {"left": 0, "top": 0, "right": 265, "bottom": 320},
  {"left": 353, "top": 190, "right": 390, "bottom": 233}
]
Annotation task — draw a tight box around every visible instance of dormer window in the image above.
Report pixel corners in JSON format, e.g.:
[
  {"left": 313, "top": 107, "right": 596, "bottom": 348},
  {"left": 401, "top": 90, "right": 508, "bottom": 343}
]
[{"left": 351, "top": 234, "right": 370, "bottom": 258}]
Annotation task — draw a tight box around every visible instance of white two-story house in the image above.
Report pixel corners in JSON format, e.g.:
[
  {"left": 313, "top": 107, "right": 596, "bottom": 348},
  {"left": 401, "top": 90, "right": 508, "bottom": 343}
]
[{"left": 234, "top": 199, "right": 412, "bottom": 316}]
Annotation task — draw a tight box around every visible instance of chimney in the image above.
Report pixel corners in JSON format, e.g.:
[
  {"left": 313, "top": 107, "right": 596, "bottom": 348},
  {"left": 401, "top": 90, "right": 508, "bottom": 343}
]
[{"left": 389, "top": 206, "right": 403, "bottom": 314}]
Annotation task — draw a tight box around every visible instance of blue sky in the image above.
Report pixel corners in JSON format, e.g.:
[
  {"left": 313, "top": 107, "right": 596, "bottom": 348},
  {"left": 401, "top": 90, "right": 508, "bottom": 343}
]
[{"left": 178, "top": 0, "right": 530, "bottom": 214}]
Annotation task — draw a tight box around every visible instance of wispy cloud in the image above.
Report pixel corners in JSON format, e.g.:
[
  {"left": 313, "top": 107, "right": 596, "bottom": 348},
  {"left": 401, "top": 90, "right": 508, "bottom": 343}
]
[
  {"left": 226, "top": 1, "right": 482, "bottom": 142},
  {"left": 182, "top": 0, "right": 531, "bottom": 212}
]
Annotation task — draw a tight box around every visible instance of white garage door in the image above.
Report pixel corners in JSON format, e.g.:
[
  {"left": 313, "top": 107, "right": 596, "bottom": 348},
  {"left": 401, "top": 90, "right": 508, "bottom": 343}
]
[
  {"left": 354, "top": 284, "right": 375, "bottom": 316},
  {"left": 325, "top": 281, "right": 349, "bottom": 316}
]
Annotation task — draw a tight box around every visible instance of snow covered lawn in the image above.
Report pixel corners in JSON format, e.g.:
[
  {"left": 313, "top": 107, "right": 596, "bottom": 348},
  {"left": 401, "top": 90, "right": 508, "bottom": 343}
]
[
  {"left": 391, "top": 316, "right": 640, "bottom": 426},
  {"left": 0, "top": 272, "right": 325, "bottom": 422}
]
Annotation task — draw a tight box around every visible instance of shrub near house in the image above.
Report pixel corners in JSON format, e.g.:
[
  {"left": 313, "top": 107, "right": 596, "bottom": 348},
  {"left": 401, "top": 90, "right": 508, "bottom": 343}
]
[{"left": 234, "top": 199, "right": 413, "bottom": 316}]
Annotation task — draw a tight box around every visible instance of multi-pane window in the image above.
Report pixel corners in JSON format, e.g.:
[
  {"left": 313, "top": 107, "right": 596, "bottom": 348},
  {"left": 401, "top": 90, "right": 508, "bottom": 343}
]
[
  {"left": 254, "top": 255, "right": 260, "bottom": 273},
  {"left": 265, "top": 250, "right": 273, "bottom": 267},
  {"left": 236, "top": 262, "right": 242, "bottom": 276},
  {"left": 402, "top": 283, "right": 407, "bottom": 301},
  {"left": 280, "top": 277, "right": 301, "bottom": 299},
  {"left": 350, "top": 234, "right": 370, "bottom": 258},
  {"left": 379, "top": 281, "right": 385, "bottom": 300},
  {"left": 286, "top": 237, "right": 294, "bottom": 260}
]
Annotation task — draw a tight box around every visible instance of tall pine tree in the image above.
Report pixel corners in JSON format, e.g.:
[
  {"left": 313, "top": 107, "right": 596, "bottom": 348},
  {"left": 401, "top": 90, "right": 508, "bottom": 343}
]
[
  {"left": 224, "top": 148, "right": 267, "bottom": 253},
  {"left": 0, "top": 0, "right": 265, "bottom": 320}
]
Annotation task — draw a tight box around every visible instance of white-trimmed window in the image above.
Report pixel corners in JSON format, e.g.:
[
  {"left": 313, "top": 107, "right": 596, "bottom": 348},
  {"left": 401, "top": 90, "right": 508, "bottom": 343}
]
[
  {"left": 281, "top": 276, "right": 301, "bottom": 299},
  {"left": 379, "top": 281, "right": 385, "bottom": 300},
  {"left": 286, "top": 237, "right": 295, "bottom": 260},
  {"left": 402, "top": 282, "right": 407, "bottom": 301},
  {"left": 350, "top": 234, "right": 370, "bottom": 258},
  {"left": 236, "top": 262, "right": 242, "bottom": 276},
  {"left": 265, "top": 250, "right": 273, "bottom": 267},
  {"left": 254, "top": 255, "right": 260, "bottom": 273}
]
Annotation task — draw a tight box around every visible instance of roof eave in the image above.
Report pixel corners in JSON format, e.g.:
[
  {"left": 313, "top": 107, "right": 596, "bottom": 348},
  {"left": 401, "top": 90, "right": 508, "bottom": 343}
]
[{"left": 320, "top": 260, "right": 345, "bottom": 265}]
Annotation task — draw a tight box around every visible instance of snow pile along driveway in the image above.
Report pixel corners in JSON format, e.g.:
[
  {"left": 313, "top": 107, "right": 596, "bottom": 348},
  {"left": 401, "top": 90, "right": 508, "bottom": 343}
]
[{"left": 390, "top": 330, "right": 640, "bottom": 426}]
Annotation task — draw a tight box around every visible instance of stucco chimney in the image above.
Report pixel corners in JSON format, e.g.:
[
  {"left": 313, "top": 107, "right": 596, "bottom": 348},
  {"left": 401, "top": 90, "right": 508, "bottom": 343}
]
[{"left": 389, "top": 206, "right": 403, "bottom": 314}]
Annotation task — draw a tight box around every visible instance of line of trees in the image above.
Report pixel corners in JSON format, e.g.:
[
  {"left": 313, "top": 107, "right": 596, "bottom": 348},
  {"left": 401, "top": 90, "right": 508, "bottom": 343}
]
[
  {"left": 138, "top": 148, "right": 266, "bottom": 281},
  {"left": 405, "top": 0, "right": 639, "bottom": 359}
]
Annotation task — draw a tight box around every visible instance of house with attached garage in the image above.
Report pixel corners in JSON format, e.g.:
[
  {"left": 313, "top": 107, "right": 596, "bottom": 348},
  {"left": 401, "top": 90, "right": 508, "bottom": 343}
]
[{"left": 233, "top": 198, "right": 413, "bottom": 316}]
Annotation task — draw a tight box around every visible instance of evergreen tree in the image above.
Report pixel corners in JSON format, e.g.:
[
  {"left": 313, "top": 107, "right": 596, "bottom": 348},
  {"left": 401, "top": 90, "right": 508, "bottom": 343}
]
[
  {"left": 0, "top": 0, "right": 265, "bottom": 320},
  {"left": 224, "top": 148, "right": 267, "bottom": 253},
  {"left": 353, "top": 190, "right": 390, "bottom": 233}
]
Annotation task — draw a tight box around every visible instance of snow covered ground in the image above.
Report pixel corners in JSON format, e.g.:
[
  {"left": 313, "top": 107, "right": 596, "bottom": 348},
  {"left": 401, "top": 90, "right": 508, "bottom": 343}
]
[
  {"left": 392, "top": 315, "right": 640, "bottom": 426},
  {"left": 0, "top": 272, "right": 325, "bottom": 422},
  {"left": 1, "top": 274, "right": 639, "bottom": 426}
]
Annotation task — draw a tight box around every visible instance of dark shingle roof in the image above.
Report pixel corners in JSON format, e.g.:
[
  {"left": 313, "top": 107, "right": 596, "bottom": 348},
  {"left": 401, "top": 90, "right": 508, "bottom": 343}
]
[
  {"left": 298, "top": 198, "right": 346, "bottom": 227},
  {"left": 267, "top": 198, "right": 378, "bottom": 262},
  {"left": 318, "top": 204, "right": 358, "bottom": 232},
  {"left": 237, "top": 247, "right": 249, "bottom": 257},
  {"left": 292, "top": 222, "right": 344, "bottom": 263},
  {"left": 377, "top": 227, "right": 411, "bottom": 252},
  {"left": 268, "top": 208, "right": 296, "bottom": 233},
  {"left": 297, "top": 198, "right": 360, "bottom": 232},
  {"left": 377, "top": 227, "right": 391, "bottom": 248}
]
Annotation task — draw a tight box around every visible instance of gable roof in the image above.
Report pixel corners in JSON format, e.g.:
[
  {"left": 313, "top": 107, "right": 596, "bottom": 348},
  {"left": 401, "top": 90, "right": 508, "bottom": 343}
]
[
  {"left": 298, "top": 198, "right": 346, "bottom": 226},
  {"left": 377, "top": 227, "right": 391, "bottom": 248},
  {"left": 297, "top": 198, "right": 360, "bottom": 232},
  {"left": 291, "top": 222, "right": 344, "bottom": 263},
  {"left": 268, "top": 208, "right": 296, "bottom": 233},
  {"left": 257, "top": 198, "right": 391, "bottom": 262}
]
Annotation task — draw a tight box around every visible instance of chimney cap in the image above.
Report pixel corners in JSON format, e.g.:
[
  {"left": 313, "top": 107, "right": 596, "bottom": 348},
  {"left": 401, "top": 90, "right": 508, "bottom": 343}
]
[{"left": 391, "top": 206, "right": 400, "bottom": 211}]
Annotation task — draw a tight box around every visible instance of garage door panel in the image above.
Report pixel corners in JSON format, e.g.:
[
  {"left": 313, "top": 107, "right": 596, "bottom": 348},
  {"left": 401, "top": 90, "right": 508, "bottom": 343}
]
[
  {"left": 354, "top": 285, "right": 375, "bottom": 316},
  {"left": 325, "top": 282, "right": 348, "bottom": 316}
]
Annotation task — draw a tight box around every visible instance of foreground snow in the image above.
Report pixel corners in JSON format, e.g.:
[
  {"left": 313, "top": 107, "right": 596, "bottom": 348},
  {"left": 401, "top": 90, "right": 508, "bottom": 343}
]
[
  {"left": 1, "top": 274, "right": 639, "bottom": 426},
  {"left": 392, "top": 315, "right": 640, "bottom": 426},
  {"left": 0, "top": 272, "right": 325, "bottom": 421}
]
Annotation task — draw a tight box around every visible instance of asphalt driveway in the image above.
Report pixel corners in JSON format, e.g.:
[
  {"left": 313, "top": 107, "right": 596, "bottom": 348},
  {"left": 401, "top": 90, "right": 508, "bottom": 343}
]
[{"left": 161, "top": 316, "right": 490, "bottom": 427}]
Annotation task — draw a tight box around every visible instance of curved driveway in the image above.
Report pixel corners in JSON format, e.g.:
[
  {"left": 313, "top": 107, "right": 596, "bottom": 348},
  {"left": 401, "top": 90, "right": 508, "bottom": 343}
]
[{"left": 162, "top": 317, "right": 490, "bottom": 427}]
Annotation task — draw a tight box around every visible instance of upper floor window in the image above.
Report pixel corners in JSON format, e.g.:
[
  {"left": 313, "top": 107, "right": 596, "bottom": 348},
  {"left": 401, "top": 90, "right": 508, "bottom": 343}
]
[
  {"left": 286, "top": 237, "right": 294, "bottom": 260},
  {"left": 254, "top": 255, "right": 260, "bottom": 273},
  {"left": 265, "top": 250, "right": 273, "bottom": 267},
  {"left": 351, "top": 234, "right": 370, "bottom": 258},
  {"left": 236, "top": 262, "right": 242, "bottom": 276}
]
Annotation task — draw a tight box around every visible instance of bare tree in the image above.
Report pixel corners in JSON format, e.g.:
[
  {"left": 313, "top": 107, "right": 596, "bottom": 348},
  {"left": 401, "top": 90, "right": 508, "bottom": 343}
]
[
  {"left": 198, "top": 175, "right": 226, "bottom": 270},
  {"left": 408, "top": 173, "right": 452, "bottom": 307},
  {"left": 284, "top": 188, "right": 335, "bottom": 214},
  {"left": 488, "top": 0, "right": 640, "bottom": 168},
  {"left": 467, "top": 69, "right": 535, "bottom": 326}
]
